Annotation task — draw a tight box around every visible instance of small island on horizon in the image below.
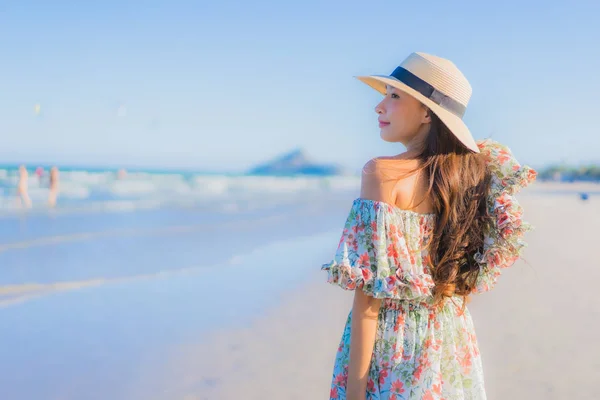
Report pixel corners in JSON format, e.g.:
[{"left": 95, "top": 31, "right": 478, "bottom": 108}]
[{"left": 246, "top": 148, "right": 349, "bottom": 177}]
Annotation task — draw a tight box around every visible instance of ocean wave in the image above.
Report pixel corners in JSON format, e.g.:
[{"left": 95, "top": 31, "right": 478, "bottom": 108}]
[{"left": 0, "top": 168, "right": 360, "bottom": 216}]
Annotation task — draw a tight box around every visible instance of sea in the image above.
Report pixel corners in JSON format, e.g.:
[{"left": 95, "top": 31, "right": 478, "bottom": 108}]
[{"left": 0, "top": 164, "right": 360, "bottom": 399}]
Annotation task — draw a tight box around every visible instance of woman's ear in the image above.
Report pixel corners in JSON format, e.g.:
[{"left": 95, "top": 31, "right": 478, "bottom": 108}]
[{"left": 421, "top": 107, "right": 432, "bottom": 124}]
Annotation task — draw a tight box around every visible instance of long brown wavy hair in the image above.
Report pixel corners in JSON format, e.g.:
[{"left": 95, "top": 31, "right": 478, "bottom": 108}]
[
  {"left": 386, "top": 111, "right": 493, "bottom": 305},
  {"left": 422, "top": 113, "right": 492, "bottom": 305}
]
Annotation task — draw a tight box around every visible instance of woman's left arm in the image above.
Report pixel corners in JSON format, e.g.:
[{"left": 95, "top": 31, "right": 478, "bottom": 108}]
[
  {"left": 344, "top": 157, "right": 393, "bottom": 399},
  {"left": 345, "top": 289, "right": 381, "bottom": 400}
]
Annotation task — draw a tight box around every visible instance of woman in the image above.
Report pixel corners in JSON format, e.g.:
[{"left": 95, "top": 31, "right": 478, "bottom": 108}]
[{"left": 322, "top": 52, "right": 537, "bottom": 399}]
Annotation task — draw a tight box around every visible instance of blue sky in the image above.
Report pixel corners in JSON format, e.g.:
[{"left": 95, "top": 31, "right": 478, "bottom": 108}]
[{"left": 0, "top": 0, "right": 598, "bottom": 172}]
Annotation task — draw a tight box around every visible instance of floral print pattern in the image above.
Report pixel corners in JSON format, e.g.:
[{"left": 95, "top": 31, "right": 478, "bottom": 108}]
[
  {"left": 322, "top": 198, "right": 436, "bottom": 302},
  {"left": 322, "top": 139, "right": 536, "bottom": 399},
  {"left": 473, "top": 139, "right": 537, "bottom": 292}
]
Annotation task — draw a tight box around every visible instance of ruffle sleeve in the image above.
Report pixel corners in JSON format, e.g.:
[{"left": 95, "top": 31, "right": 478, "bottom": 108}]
[
  {"left": 473, "top": 139, "right": 538, "bottom": 293},
  {"left": 321, "top": 199, "right": 436, "bottom": 301}
]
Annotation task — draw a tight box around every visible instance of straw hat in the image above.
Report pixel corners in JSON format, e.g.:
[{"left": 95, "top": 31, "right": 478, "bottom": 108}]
[{"left": 356, "top": 52, "right": 479, "bottom": 153}]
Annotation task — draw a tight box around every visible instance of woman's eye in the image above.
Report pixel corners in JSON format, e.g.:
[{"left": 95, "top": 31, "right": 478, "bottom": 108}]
[{"left": 391, "top": 93, "right": 400, "bottom": 99}]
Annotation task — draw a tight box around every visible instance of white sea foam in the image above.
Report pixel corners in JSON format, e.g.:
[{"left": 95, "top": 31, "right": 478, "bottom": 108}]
[{"left": 0, "top": 167, "right": 361, "bottom": 216}]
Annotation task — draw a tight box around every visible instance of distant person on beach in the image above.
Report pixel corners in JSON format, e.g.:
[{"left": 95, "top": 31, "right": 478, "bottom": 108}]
[
  {"left": 321, "top": 53, "right": 537, "bottom": 399},
  {"left": 48, "top": 166, "right": 60, "bottom": 207},
  {"left": 35, "top": 166, "right": 44, "bottom": 180},
  {"left": 16, "top": 165, "right": 32, "bottom": 208},
  {"left": 117, "top": 168, "right": 127, "bottom": 180}
]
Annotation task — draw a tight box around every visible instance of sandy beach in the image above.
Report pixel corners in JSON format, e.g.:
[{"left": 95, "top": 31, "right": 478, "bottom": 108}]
[
  {"left": 0, "top": 182, "right": 598, "bottom": 399},
  {"left": 136, "top": 184, "right": 600, "bottom": 400}
]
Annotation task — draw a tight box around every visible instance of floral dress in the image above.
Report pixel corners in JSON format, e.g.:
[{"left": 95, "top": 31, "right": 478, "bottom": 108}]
[{"left": 322, "top": 139, "right": 537, "bottom": 400}]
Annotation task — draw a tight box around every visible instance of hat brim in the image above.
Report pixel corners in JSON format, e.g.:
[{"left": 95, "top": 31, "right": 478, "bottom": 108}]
[{"left": 355, "top": 75, "right": 480, "bottom": 153}]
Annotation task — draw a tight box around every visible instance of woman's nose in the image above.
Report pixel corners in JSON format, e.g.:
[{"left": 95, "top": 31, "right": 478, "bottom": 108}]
[{"left": 374, "top": 100, "right": 384, "bottom": 114}]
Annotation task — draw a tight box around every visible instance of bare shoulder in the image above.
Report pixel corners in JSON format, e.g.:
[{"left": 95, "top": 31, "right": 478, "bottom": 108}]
[
  {"left": 360, "top": 156, "right": 418, "bottom": 204},
  {"left": 362, "top": 154, "right": 419, "bottom": 178},
  {"left": 361, "top": 155, "right": 429, "bottom": 212}
]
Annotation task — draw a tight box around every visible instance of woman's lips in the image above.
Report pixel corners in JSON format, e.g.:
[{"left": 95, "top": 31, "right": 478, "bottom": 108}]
[{"left": 379, "top": 121, "right": 390, "bottom": 128}]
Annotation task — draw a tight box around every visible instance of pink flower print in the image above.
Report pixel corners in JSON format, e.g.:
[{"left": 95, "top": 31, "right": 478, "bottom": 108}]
[
  {"left": 370, "top": 220, "right": 378, "bottom": 232},
  {"left": 386, "top": 275, "right": 398, "bottom": 291},
  {"left": 459, "top": 348, "right": 473, "bottom": 373},
  {"left": 422, "top": 390, "right": 435, "bottom": 400},
  {"left": 413, "top": 275, "right": 434, "bottom": 295},
  {"left": 497, "top": 212, "right": 511, "bottom": 229},
  {"left": 409, "top": 251, "right": 416, "bottom": 265},
  {"left": 345, "top": 274, "right": 357, "bottom": 290},
  {"left": 350, "top": 238, "right": 358, "bottom": 252},
  {"left": 414, "top": 365, "right": 423, "bottom": 380},
  {"left": 394, "top": 314, "right": 405, "bottom": 331},
  {"left": 358, "top": 253, "right": 371, "bottom": 268},
  {"left": 361, "top": 267, "right": 373, "bottom": 282},
  {"left": 330, "top": 386, "right": 339, "bottom": 399},
  {"left": 528, "top": 168, "right": 538, "bottom": 181},
  {"left": 391, "top": 379, "right": 406, "bottom": 394},
  {"left": 496, "top": 192, "right": 513, "bottom": 208},
  {"left": 390, "top": 233, "right": 399, "bottom": 246},
  {"left": 487, "top": 250, "right": 503, "bottom": 268},
  {"left": 497, "top": 148, "right": 511, "bottom": 164},
  {"left": 367, "top": 378, "right": 376, "bottom": 393},
  {"left": 333, "top": 373, "right": 346, "bottom": 386},
  {"left": 378, "top": 369, "right": 389, "bottom": 386},
  {"left": 352, "top": 222, "right": 365, "bottom": 234},
  {"left": 387, "top": 243, "right": 399, "bottom": 259},
  {"left": 502, "top": 227, "right": 514, "bottom": 237}
]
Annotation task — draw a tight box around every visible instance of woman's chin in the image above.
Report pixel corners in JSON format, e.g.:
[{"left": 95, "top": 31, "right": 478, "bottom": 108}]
[{"left": 380, "top": 131, "right": 398, "bottom": 143}]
